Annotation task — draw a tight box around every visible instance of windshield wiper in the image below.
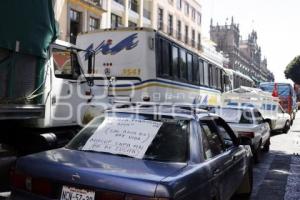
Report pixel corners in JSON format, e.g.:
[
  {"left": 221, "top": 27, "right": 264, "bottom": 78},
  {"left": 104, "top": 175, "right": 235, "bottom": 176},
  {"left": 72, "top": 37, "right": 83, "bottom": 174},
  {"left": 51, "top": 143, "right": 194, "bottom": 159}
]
[{"left": 81, "top": 150, "right": 135, "bottom": 158}]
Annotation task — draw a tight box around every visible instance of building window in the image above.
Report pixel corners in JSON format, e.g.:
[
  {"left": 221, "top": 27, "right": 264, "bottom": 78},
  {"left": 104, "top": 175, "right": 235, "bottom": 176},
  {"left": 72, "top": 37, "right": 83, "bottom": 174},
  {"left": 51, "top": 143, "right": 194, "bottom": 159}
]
[
  {"left": 184, "top": 2, "right": 189, "bottom": 16},
  {"left": 177, "top": 0, "right": 182, "bottom": 10},
  {"left": 197, "top": 12, "right": 202, "bottom": 25},
  {"left": 89, "top": 17, "right": 99, "bottom": 31},
  {"left": 113, "top": 0, "right": 124, "bottom": 5},
  {"left": 197, "top": 33, "right": 201, "bottom": 50},
  {"left": 111, "top": 13, "right": 122, "bottom": 28},
  {"left": 177, "top": 20, "right": 181, "bottom": 40},
  {"left": 143, "top": 9, "right": 151, "bottom": 19},
  {"left": 191, "top": 29, "right": 195, "bottom": 47},
  {"left": 158, "top": 8, "right": 164, "bottom": 31},
  {"left": 70, "top": 9, "right": 81, "bottom": 44},
  {"left": 130, "top": 0, "right": 138, "bottom": 12},
  {"left": 184, "top": 25, "right": 188, "bottom": 44},
  {"left": 192, "top": 8, "right": 196, "bottom": 21},
  {"left": 168, "top": 14, "right": 173, "bottom": 36},
  {"left": 179, "top": 48, "right": 187, "bottom": 80}
]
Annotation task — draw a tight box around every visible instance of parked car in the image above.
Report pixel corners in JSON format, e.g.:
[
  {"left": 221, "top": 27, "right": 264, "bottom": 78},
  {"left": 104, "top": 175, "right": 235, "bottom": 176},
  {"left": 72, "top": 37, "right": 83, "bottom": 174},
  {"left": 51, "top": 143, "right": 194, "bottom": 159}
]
[
  {"left": 10, "top": 105, "right": 253, "bottom": 200},
  {"left": 273, "top": 104, "right": 291, "bottom": 133},
  {"left": 211, "top": 107, "right": 271, "bottom": 163}
]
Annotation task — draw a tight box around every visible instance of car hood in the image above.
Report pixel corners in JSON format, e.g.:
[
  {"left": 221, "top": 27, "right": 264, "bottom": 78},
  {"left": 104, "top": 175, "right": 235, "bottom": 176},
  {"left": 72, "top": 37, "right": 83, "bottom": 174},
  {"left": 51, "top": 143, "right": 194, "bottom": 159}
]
[{"left": 16, "top": 148, "right": 187, "bottom": 196}]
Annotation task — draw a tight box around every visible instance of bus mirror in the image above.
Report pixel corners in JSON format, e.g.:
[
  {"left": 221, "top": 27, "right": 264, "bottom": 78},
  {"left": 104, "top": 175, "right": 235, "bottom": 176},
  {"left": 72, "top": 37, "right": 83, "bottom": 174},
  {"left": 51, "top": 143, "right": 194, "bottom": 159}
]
[{"left": 88, "top": 53, "right": 93, "bottom": 74}]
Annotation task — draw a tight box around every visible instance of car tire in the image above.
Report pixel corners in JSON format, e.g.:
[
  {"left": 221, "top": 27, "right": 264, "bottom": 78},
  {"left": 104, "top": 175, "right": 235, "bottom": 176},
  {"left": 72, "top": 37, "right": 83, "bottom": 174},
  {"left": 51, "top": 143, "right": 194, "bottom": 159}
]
[
  {"left": 263, "top": 138, "right": 270, "bottom": 152},
  {"left": 252, "top": 143, "right": 261, "bottom": 164},
  {"left": 233, "top": 162, "right": 253, "bottom": 199},
  {"left": 283, "top": 121, "right": 290, "bottom": 133}
]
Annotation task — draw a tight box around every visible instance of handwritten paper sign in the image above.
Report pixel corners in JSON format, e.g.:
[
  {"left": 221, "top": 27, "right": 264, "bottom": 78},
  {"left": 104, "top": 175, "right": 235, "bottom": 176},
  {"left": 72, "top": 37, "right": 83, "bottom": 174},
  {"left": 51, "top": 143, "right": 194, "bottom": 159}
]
[{"left": 82, "top": 118, "right": 163, "bottom": 159}]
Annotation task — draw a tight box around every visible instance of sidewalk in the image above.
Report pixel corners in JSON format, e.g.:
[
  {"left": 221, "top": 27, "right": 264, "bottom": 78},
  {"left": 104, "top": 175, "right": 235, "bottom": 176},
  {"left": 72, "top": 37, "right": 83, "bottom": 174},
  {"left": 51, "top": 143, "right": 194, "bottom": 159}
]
[{"left": 251, "top": 112, "right": 300, "bottom": 200}]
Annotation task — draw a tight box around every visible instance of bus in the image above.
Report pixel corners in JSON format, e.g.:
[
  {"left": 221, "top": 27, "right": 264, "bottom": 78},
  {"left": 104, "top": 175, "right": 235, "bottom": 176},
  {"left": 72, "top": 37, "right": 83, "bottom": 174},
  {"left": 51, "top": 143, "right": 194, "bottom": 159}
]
[
  {"left": 260, "top": 82, "right": 297, "bottom": 120},
  {"left": 224, "top": 68, "right": 255, "bottom": 90},
  {"left": 77, "top": 28, "right": 231, "bottom": 106}
]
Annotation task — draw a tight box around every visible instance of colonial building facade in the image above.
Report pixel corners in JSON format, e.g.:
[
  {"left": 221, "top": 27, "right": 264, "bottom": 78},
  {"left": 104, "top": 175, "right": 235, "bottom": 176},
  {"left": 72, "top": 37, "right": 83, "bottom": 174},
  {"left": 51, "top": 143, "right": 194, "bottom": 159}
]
[
  {"left": 53, "top": 0, "right": 202, "bottom": 50},
  {"left": 53, "top": 0, "right": 106, "bottom": 43},
  {"left": 105, "top": 0, "right": 202, "bottom": 50},
  {"left": 210, "top": 18, "right": 274, "bottom": 84}
]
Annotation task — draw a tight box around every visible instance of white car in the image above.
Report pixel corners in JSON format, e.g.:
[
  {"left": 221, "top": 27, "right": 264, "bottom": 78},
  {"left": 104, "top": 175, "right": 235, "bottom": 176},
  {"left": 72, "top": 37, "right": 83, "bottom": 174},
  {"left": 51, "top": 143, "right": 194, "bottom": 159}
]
[
  {"left": 272, "top": 104, "right": 291, "bottom": 133},
  {"left": 212, "top": 107, "right": 271, "bottom": 163}
]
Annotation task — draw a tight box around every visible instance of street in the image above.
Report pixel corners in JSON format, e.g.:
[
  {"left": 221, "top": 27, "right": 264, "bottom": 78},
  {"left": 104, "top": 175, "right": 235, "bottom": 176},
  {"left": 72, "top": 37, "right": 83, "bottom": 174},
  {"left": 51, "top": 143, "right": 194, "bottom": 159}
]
[{"left": 251, "top": 113, "right": 300, "bottom": 200}]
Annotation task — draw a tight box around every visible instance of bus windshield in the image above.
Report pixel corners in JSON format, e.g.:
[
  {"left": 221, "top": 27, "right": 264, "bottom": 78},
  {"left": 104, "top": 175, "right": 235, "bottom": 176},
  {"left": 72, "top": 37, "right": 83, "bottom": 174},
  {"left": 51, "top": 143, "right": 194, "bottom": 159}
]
[{"left": 260, "top": 84, "right": 291, "bottom": 96}]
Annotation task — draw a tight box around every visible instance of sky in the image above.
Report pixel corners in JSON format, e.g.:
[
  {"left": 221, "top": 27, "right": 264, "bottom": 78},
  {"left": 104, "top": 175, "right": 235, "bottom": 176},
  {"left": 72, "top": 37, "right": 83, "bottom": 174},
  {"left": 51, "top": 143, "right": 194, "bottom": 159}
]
[{"left": 201, "top": 0, "right": 300, "bottom": 83}]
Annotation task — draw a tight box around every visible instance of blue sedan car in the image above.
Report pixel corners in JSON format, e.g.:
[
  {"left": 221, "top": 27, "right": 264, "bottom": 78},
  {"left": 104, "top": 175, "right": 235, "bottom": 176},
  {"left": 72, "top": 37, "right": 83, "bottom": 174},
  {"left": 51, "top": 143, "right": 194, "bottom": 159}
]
[{"left": 10, "top": 106, "right": 252, "bottom": 200}]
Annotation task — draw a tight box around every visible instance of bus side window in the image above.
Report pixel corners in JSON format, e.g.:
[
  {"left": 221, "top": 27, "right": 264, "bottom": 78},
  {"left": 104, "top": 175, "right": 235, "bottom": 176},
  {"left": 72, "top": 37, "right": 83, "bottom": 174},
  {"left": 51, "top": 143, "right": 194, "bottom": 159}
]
[
  {"left": 187, "top": 53, "right": 193, "bottom": 83},
  {"left": 172, "top": 46, "right": 179, "bottom": 79},
  {"left": 199, "top": 58, "right": 204, "bottom": 85},
  {"left": 156, "top": 38, "right": 162, "bottom": 76},
  {"left": 192, "top": 54, "right": 200, "bottom": 85},
  {"left": 162, "top": 39, "right": 171, "bottom": 77},
  {"left": 209, "top": 64, "right": 214, "bottom": 87},
  {"left": 217, "top": 68, "right": 222, "bottom": 91},
  {"left": 213, "top": 66, "right": 218, "bottom": 89},
  {"left": 179, "top": 48, "right": 187, "bottom": 81},
  {"left": 203, "top": 61, "right": 209, "bottom": 86}
]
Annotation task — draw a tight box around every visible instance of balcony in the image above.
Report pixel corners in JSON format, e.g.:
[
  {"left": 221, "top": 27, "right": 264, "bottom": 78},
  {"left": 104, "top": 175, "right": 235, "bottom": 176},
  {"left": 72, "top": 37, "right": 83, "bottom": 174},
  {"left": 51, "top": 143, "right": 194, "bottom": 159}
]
[
  {"left": 176, "top": 31, "right": 182, "bottom": 41},
  {"left": 191, "top": 39, "right": 195, "bottom": 48},
  {"left": 83, "top": 0, "right": 104, "bottom": 8}
]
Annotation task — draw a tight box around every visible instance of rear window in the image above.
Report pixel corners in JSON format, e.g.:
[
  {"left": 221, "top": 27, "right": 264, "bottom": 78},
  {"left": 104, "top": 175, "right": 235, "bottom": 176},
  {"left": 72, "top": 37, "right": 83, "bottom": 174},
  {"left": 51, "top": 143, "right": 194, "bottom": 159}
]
[
  {"left": 67, "top": 113, "right": 189, "bottom": 163},
  {"left": 213, "top": 108, "right": 253, "bottom": 124}
]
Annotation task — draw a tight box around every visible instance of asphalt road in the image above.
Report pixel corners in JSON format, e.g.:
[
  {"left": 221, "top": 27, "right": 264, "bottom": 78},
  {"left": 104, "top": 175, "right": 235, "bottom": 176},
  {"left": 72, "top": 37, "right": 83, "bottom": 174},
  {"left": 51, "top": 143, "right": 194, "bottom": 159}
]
[{"left": 251, "top": 112, "right": 300, "bottom": 200}]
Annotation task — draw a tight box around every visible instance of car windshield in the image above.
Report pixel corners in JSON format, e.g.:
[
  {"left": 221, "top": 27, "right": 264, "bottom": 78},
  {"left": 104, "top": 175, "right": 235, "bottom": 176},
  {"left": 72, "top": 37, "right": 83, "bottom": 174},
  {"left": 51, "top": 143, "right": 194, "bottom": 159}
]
[
  {"left": 213, "top": 108, "right": 253, "bottom": 124},
  {"left": 67, "top": 112, "right": 189, "bottom": 163},
  {"left": 260, "top": 84, "right": 291, "bottom": 96}
]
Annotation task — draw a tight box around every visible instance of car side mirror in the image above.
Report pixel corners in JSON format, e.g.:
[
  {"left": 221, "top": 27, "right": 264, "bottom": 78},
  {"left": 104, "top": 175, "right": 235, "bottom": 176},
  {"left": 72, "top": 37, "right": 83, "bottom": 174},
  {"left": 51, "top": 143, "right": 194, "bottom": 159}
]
[{"left": 239, "top": 137, "right": 252, "bottom": 146}]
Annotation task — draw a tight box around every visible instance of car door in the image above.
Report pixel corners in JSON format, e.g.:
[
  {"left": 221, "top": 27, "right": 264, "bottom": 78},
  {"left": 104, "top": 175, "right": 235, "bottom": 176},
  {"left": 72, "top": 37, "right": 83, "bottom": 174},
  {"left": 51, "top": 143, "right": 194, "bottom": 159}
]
[
  {"left": 199, "top": 118, "right": 244, "bottom": 200},
  {"left": 276, "top": 106, "right": 286, "bottom": 129},
  {"left": 212, "top": 117, "right": 247, "bottom": 200}
]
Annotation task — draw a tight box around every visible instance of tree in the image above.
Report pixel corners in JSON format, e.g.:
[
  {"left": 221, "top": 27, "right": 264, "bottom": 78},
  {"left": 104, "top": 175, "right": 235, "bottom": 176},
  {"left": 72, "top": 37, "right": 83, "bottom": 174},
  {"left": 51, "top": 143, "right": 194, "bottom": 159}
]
[{"left": 285, "top": 55, "right": 300, "bottom": 84}]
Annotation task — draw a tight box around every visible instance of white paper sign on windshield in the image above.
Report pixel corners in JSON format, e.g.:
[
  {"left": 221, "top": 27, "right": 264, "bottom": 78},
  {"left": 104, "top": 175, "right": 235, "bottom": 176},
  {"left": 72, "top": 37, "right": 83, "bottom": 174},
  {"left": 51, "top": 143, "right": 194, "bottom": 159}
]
[{"left": 82, "top": 118, "right": 163, "bottom": 159}]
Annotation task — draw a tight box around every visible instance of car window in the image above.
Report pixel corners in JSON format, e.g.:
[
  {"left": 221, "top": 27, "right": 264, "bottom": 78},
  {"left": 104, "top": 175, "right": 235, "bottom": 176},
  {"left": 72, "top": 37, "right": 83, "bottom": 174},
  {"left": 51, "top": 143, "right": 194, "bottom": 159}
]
[
  {"left": 201, "top": 130, "right": 213, "bottom": 160},
  {"left": 213, "top": 108, "right": 242, "bottom": 123},
  {"left": 214, "top": 118, "right": 234, "bottom": 148},
  {"left": 67, "top": 113, "right": 189, "bottom": 163},
  {"left": 200, "top": 120, "right": 224, "bottom": 157},
  {"left": 240, "top": 110, "right": 254, "bottom": 124},
  {"left": 254, "top": 111, "right": 264, "bottom": 124}
]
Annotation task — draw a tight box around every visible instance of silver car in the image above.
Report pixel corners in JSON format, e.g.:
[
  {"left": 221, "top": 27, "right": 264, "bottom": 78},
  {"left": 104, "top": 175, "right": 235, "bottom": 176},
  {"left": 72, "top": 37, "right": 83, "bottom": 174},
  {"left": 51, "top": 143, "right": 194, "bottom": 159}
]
[{"left": 212, "top": 107, "right": 271, "bottom": 163}]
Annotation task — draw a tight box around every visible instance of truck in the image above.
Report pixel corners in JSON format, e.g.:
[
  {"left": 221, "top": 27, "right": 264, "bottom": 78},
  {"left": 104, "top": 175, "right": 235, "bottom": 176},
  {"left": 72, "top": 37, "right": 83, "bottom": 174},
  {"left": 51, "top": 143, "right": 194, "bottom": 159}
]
[
  {"left": 260, "top": 82, "right": 297, "bottom": 121},
  {"left": 0, "top": 0, "right": 95, "bottom": 191}
]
